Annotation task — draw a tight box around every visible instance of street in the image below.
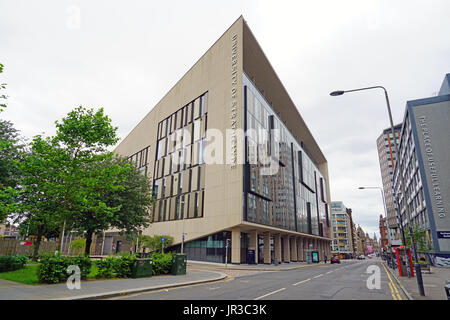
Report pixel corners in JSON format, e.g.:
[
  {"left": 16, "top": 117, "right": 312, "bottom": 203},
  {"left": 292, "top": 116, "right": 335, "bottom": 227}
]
[{"left": 109, "top": 259, "right": 406, "bottom": 300}]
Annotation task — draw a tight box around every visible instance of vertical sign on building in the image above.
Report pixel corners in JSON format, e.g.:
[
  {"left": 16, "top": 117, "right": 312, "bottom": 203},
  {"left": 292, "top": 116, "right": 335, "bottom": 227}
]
[{"left": 230, "top": 33, "right": 238, "bottom": 168}]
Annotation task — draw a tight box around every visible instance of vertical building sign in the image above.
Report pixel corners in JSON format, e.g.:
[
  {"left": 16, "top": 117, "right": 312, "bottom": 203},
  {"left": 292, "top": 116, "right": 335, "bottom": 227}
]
[{"left": 230, "top": 34, "right": 238, "bottom": 168}]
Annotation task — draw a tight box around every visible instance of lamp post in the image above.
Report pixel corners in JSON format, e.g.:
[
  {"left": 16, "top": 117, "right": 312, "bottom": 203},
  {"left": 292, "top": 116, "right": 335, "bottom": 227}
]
[
  {"left": 331, "top": 86, "right": 425, "bottom": 296},
  {"left": 358, "top": 186, "right": 393, "bottom": 251},
  {"left": 180, "top": 198, "right": 186, "bottom": 254}
]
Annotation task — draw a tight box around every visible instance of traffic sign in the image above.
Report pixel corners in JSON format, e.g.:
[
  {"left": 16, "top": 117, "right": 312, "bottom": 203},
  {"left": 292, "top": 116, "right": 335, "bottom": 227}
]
[{"left": 162, "top": 236, "right": 165, "bottom": 243}]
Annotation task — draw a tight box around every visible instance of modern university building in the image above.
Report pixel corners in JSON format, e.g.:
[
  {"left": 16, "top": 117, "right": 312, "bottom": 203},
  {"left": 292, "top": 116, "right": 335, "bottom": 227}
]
[
  {"left": 393, "top": 73, "right": 450, "bottom": 267},
  {"left": 113, "top": 16, "right": 332, "bottom": 264}
]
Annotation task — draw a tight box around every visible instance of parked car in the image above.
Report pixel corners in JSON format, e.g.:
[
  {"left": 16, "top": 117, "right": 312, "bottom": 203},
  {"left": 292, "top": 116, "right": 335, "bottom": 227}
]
[
  {"left": 357, "top": 255, "right": 365, "bottom": 260},
  {"left": 330, "top": 256, "right": 340, "bottom": 264}
]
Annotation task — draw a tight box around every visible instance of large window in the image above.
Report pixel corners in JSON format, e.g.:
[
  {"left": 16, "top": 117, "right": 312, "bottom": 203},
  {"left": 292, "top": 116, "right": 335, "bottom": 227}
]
[
  {"left": 152, "top": 93, "right": 208, "bottom": 223},
  {"left": 243, "top": 74, "right": 326, "bottom": 236}
]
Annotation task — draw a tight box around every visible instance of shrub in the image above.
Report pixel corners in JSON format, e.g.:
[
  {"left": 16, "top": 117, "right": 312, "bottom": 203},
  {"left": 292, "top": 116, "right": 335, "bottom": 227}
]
[
  {"left": 0, "top": 255, "right": 27, "bottom": 272},
  {"left": 37, "top": 254, "right": 92, "bottom": 283},
  {"left": 69, "top": 256, "right": 92, "bottom": 279},
  {"left": 95, "top": 254, "right": 137, "bottom": 278},
  {"left": 37, "top": 255, "right": 70, "bottom": 283},
  {"left": 95, "top": 258, "right": 115, "bottom": 279},
  {"left": 150, "top": 252, "right": 173, "bottom": 275},
  {"left": 112, "top": 254, "right": 136, "bottom": 278}
]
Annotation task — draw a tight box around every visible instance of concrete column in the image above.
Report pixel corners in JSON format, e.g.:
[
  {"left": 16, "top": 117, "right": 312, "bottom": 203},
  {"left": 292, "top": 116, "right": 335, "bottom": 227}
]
[
  {"left": 283, "top": 235, "right": 290, "bottom": 262},
  {"left": 318, "top": 240, "right": 322, "bottom": 261},
  {"left": 290, "top": 237, "right": 297, "bottom": 262},
  {"left": 249, "top": 230, "right": 258, "bottom": 264},
  {"left": 274, "top": 234, "right": 281, "bottom": 263},
  {"left": 297, "top": 237, "right": 304, "bottom": 262},
  {"left": 263, "top": 233, "right": 271, "bottom": 264},
  {"left": 231, "top": 228, "right": 241, "bottom": 264}
]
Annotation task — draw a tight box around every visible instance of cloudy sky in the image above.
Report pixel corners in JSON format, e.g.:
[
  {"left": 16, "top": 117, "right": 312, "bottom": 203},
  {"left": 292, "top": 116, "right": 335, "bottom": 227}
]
[{"left": 1, "top": 0, "right": 449, "bottom": 238}]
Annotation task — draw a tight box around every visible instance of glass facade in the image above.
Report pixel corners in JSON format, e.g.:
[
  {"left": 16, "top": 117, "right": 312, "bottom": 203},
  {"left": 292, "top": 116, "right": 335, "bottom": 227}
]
[
  {"left": 243, "top": 73, "right": 329, "bottom": 237},
  {"left": 152, "top": 92, "right": 208, "bottom": 223},
  {"left": 170, "top": 231, "right": 231, "bottom": 263}
]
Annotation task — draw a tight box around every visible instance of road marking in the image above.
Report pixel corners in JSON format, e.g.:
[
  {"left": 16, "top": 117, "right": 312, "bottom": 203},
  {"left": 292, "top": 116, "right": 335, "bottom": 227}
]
[
  {"left": 254, "top": 288, "right": 286, "bottom": 300},
  {"left": 313, "top": 274, "right": 323, "bottom": 279},
  {"left": 326, "top": 271, "right": 333, "bottom": 274},
  {"left": 388, "top": 282, "right": 397, "bottom": 300},
  {"left": 293, "top": 278, "right": 311, "bottom": 286},
  {"left": 382, "top": 263, "right": 402, "bottom": 301}
]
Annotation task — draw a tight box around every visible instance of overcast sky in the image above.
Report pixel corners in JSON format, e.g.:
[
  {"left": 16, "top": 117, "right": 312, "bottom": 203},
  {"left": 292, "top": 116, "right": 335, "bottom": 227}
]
[{"left": 1, "top": 0, "right": 450, "bottom": 239}]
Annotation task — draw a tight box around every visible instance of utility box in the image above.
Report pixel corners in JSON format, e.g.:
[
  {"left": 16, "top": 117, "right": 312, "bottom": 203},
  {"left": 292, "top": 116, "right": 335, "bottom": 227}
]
[
  {"left": 171, "top": 253, "right": 187, "bottom": 275},
  {"left": 131, "top": 258, "right": 153, "bottom": 278},
  {"left": 247, "top": 249, "right": 256, "bottom": 265}
]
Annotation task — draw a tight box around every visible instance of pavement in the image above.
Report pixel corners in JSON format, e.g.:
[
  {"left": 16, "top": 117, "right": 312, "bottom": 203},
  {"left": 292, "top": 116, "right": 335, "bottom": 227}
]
[
  {"left": 113, "top": 259, "right": 407, "bottom": 300},
  {"left": 0, "top": 269, "right": 227, "bottom": 300},
  {"left": 384, "top": 261, "right": 450, "bottom": 300},
  {"left": 0, "top": 260, "right": 337, "bottom": 300}
]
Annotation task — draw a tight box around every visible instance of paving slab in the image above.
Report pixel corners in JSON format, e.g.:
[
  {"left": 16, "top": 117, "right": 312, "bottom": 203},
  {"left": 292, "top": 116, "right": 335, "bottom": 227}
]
[{"left": 384, "top": 262, "right": 450, "bottom": 300}]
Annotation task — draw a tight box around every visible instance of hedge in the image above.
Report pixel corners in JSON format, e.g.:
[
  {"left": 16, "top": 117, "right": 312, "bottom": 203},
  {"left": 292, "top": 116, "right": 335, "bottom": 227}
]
[
  {"left": 37, "top": 255, "right": 92, "bottom": 284},
  {"left": 150, "top": 252, "right": 173, "bottom": 275},
  {"left": 0, "top": 255, "right": 29, "bottom": 272},
  {"left": 95, "top": 255, "right": 137, "bottom": 279}
]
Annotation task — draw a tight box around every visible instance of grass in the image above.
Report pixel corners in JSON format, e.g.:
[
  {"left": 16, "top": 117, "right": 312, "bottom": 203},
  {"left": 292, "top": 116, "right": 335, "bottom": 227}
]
[
  {"left": 0, "top": 265, "right": 39, "bottom": 285},
  {"left": 0, "top": 263, "right": 100, "bottom": 285}
]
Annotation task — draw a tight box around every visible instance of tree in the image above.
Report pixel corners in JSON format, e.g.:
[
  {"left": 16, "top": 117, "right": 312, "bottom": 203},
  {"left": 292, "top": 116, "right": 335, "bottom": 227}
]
[
  {"left": 71, "top": 155, "right": 154, "bottom": 256},
  {"left": 143, "top": 235, "right": 173, "bottom": 253},
  {"left": 405, "top": 225, "right": 433, "bottom": 254},
  {"left": 52, "top": 106, "right": 119, "bottom": 252},
  {"left": 15, "top": 136, "right": 66, "bottom": 259},
  {"left": 0, "top": 120, "right": 24, "bottom": 222}
]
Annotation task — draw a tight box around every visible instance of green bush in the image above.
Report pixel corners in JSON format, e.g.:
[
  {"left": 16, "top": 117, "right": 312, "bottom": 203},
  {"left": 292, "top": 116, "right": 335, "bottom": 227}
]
[
  {"left": 112, "top": 254, "right": 136, "bottom": 278},
  {"left": 150, "top": 252, "right": 173, "bottom": 275},
  {"left": 37, "top": 255, "right": 92, "bottom": 283},
  {"left": 95, "top": 258, "right": 115, "bottom": 279},
  {"left": 95, "top": 255, "right": 137, "bottom": 279},
  {"left": 68, "top": 256, "right": 92, "bottom": 280},
  {"left": 0, "top": 255, "right": 28, "bottom": 272},
  {"left": 37, "top": 255, "right": 70, "bottom": 283}
]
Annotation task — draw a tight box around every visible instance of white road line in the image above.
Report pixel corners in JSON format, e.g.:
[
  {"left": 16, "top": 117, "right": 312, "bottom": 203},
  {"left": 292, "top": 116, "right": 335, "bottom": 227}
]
[
  {"left": 293, "top": 278, "right": 311, "bottom": 286},
  {"left": 313, "top": 274, "right": 323, "bottom": 279},
  {"left": 326, "top": 271, "right": 333, "bottom": 274},
  {"left": 254, "top": 288, "right": 286, "bottom": 300}
]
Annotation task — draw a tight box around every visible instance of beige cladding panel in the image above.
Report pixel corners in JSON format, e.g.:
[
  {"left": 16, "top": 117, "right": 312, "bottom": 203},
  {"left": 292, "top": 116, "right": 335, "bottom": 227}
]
[{"left": 115, "top": 17, "right": 245, "bottom": 244}]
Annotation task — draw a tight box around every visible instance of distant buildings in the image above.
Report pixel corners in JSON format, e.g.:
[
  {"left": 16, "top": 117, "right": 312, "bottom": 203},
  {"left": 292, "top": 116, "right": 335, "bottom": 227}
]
[
  {"left": 331, "top": 201, "right": 355, "bottom": 258},
  {"left": 393, "top": 73, "right": 450, "bottom": 266},
  {"left": 355, "top": 225, "right": 366, "bottom": 256},
  {"left": 379, "top": 214, "right": 389, "bottom": 251},
  {"left": 376, "top": 123, "right": 402, "bottom": 245}
]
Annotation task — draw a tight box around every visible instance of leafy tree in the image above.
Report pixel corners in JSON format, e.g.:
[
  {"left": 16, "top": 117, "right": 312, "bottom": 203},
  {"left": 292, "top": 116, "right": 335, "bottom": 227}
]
[
  {"left": 137, "top": 235, "right": 174, "bottom": 253},
  {"left": 15, "top": 136, "right": 66, "bottom": 259},
  {"left": 51, "top": 106, "right": 119, "bottom": 252},
  {"left": 0, "top": 120, "right": 24, "bottom": 222},
  {"left": 104, "top": 156, "right": 154, "bottom": 239},
  {"left": 405, "top": 225, "right": 433, "bottom": 253},
  {"left": 71, "top": 155, "right": 154, "bottom": 256}
]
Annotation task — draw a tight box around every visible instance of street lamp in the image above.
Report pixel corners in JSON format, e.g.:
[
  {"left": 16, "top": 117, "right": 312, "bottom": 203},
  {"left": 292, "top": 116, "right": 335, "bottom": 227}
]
[
  {"left": 180, "top": 198, "right": 186, "bottom": 254},
  {"left": 358, "top": 186, "right": 393, "bottom": 250},
  {"left": 331, "top": 85, "right": 425, "bottom": 296}
]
